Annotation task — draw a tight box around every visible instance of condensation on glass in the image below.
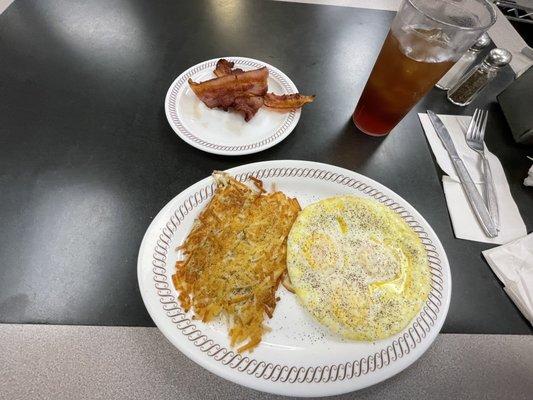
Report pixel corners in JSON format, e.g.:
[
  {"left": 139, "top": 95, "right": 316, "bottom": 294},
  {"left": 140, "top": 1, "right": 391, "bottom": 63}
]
[{"left": 353, "top": 0, "right": 496, "bottom": 136}]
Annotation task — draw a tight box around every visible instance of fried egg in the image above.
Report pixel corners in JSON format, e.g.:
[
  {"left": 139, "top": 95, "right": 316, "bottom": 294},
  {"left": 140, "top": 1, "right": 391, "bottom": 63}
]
[{"left": 287, "top": 196, "right": 431, "bottom": 341}]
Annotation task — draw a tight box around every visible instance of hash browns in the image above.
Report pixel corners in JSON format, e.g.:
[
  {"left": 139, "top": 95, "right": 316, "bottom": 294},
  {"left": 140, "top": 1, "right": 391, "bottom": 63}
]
[{"left": 172, "top": 172, "right": 301, "bottom": 352}]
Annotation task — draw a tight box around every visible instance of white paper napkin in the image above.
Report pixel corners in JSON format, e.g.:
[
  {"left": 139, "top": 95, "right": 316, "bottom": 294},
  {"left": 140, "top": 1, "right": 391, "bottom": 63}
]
[
  {"left": 418, "top": 113, "right": 527, "bottom": 244},
  {"left": 482, "top": 233, "right": 533, "bottom": 325},
  {"left": 525, "top": 157, "right": 533, "bottom": 187}
]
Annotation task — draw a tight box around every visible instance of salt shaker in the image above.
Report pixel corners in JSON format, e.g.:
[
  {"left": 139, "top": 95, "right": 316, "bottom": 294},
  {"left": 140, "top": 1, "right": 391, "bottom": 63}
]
[
  {"left": 447, "top": 48, "right": 512, "bottom": 106},
  {"left": 436, "top": 33, "right": 491, "bottom": 90}
]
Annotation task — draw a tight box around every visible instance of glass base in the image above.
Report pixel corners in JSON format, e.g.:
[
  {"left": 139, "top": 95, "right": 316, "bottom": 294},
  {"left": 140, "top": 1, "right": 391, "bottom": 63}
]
[{"left": 353, "top": 116, "right": 391, "bottom": 137}]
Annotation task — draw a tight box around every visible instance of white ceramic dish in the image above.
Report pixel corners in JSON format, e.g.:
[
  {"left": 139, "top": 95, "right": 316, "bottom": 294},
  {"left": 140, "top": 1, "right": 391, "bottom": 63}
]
[
  {"left": 137, "top": 160, "right": 451, "bottom": 397},
  {"left": 165, "top": 57, "right": 301, "bottom": 155}
]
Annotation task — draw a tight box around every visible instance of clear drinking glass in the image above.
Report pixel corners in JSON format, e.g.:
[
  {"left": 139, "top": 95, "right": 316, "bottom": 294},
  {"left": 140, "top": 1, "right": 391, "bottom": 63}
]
[{"left": 352, "top": 0, "right": 496, "bottom": 136}]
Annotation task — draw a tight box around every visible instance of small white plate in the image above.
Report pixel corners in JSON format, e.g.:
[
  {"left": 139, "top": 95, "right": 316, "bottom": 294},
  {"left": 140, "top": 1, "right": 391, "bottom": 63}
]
[
  {"left": 165, "top": 57, "right": 301, "bottom": 156},
  {"left": 138, "top": 160, "right": 451, "bottom": 397}
]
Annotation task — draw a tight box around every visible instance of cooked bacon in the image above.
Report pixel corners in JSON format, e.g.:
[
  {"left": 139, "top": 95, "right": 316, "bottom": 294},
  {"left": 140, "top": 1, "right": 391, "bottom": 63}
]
[
  {"left": 188, "top": 67, "right": 268, "bottom": 111},
  {"left": 263, "top": 93, "right": 315, "bottom": 109},
  {"left": 233, "top": 96, "right": 264, "bottom": 122},
  {"left": 214, "top": 59, "right": 244, "bottom": 77},
  {"left": 188, "top": 59, "right": 316, "bottom": 121}
]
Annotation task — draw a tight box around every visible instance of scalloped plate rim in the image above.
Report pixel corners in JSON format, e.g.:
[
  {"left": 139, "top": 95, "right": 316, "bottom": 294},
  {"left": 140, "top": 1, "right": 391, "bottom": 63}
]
[
  {"left": 164, "top": 57, "right": 302, "bottom": 156},
  {"left": 137, "top": 160, "right": 451, "bottom": 397}
]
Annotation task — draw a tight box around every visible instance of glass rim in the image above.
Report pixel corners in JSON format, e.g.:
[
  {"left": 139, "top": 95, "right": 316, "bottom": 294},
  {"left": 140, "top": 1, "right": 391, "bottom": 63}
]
[{"left": 406, "top": 0, "right": 497, "bottom": 32}]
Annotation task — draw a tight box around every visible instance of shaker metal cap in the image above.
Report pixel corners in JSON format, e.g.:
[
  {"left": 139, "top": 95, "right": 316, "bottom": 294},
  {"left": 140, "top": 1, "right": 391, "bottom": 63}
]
[
  {"left": 485, "top": 48, "right": 512, "bottom": 67},
  {"left": 472, "top": 33, "right": 491, "bottom": 51}
]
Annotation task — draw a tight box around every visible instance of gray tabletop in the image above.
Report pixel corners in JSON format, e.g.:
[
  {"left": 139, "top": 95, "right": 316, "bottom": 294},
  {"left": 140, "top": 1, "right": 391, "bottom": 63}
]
[{"left": 2, "top": 324, "right": 532, "bottom": 400}]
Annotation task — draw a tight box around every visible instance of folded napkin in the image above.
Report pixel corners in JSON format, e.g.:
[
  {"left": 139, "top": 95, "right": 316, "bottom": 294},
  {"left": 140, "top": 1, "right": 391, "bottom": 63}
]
[
  {"left": 525, "top": 157, "right": 533, "bottom": 187},
  {"left": 419, "top": 113, "right": 527, "bottom": 244},
  {"left": 482, "top": 233, "right": 533, "bottom": 325}
]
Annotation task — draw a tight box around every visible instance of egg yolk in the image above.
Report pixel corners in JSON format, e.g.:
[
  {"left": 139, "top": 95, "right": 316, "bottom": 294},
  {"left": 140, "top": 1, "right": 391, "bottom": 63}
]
[{"left": 302, "top": 232, "right": 339, "bottom": 271}]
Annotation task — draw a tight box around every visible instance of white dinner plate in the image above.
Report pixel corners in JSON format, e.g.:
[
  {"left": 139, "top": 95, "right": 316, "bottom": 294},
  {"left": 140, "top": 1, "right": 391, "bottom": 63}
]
[
  {"left": 137, "top": 160, "right": 451, "bottom": 397},
  {"left": 164, "top": 57, "right": 302, "bottom": 156}
]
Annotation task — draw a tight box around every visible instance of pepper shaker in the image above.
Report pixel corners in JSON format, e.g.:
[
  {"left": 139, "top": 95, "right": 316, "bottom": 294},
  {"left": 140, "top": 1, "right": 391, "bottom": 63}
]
[
  {"left": 436, "top": 33, "right": 491, "bottom": 90},
  {"left": 447, "top": 48, "right": 512, "bottom": 106}
]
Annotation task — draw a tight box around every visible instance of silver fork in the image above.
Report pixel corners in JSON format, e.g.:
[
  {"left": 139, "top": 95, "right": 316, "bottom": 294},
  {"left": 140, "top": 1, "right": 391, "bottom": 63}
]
[{"left": 465, "top": 109, "right": 499, "bottom": 231}]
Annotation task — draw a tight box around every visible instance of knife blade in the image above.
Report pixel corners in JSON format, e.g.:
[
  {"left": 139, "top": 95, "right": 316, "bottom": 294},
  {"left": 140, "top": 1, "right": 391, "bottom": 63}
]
[{"left": 427, "top": 110, "right": 498, "bottom": 238}]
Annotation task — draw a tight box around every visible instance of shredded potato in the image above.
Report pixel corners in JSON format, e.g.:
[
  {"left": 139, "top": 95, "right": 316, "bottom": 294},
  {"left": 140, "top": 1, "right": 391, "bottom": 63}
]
[{"left": 172, "top": 172, "right": 301, "bottom": 352}]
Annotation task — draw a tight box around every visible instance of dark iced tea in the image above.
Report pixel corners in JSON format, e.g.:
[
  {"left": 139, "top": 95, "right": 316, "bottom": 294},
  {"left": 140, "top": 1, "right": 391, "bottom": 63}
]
[{"left": 353, "top": 30, "right": 454, "bottom": 136}]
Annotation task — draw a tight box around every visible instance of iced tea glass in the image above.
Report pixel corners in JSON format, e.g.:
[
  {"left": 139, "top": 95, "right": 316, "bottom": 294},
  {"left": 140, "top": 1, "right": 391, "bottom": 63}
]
[{"left": 353, "top": 0, "right": 496, "bottom": 136}]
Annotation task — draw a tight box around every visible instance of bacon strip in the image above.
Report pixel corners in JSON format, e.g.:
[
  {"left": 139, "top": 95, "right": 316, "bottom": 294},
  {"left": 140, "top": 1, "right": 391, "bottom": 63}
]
[
  {"left": 263, "top": 93, "right": 315, "bottom": 109},
  {"left": 188, "top": 60, "right": 315, "bottom": 122},
  {"left": 214, "top": 59, "right": 244, "bottom": 77},
  {"left": 234, "top": 96, "right": 264, "bottom": 122},
  {"left": 188, "top": 67, "right": 268, "bottom": 111}
]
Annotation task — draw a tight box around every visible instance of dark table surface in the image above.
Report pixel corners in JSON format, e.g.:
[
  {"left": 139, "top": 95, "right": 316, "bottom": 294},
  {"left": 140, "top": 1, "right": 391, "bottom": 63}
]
[{"left": 0, "top": 0, "right": 531, "bottom": 334}]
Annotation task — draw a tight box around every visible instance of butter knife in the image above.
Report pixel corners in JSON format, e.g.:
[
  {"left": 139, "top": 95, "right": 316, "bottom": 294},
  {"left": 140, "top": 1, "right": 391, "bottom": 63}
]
[{"left": 427, "top": 110, "right": 498, "bottom": 238}]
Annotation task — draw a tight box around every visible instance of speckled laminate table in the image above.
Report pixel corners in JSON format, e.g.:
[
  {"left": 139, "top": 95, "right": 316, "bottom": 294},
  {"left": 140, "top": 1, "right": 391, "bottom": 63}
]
[{"left": 1, "top": 325, "right": 532, "bottom": 400}]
